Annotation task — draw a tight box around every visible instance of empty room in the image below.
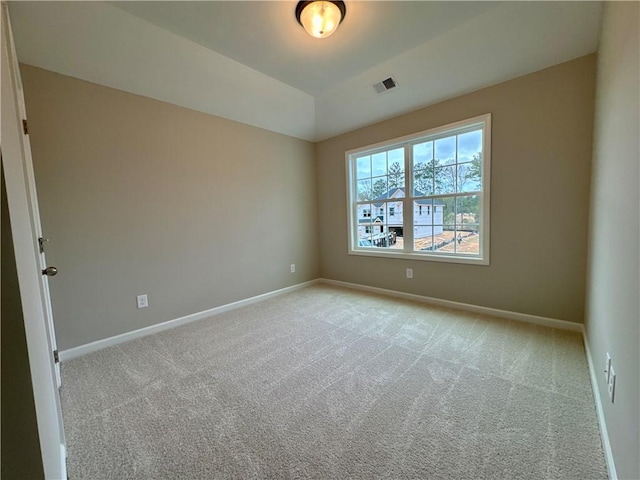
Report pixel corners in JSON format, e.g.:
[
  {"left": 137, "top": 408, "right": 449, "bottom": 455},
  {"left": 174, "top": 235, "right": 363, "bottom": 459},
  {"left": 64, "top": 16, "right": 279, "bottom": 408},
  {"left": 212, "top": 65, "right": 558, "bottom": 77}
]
[{"left": 1, "top": 1, "right": 638, "bottom": 479}]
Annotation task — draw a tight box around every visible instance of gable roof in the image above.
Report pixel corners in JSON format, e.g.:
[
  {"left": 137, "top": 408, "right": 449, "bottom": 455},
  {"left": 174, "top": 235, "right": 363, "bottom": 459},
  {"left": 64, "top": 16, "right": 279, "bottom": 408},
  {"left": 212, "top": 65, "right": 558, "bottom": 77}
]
[{"left": 372, "top": 188, "right": 445, "bottom": 207}]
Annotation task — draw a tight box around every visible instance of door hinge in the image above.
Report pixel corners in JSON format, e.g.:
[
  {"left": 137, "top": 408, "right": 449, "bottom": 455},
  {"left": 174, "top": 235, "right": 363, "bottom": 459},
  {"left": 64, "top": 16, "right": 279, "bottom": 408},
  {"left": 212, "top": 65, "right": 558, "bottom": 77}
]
[
  {"left": 53, "top": 349, "right": 59, "bottom": 364},
  {"left": 38, "top": 237, "right": 49, "bottom": 253},
  {"left": 22, "top": 119, "right": 29, "bottom": 135}
]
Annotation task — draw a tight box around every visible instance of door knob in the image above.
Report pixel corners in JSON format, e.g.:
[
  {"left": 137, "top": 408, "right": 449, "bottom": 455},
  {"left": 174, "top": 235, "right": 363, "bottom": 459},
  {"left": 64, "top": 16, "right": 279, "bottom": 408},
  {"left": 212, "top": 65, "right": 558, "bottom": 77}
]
[{"left": 42, "top": 266, "right": 58, "bottom": 277}]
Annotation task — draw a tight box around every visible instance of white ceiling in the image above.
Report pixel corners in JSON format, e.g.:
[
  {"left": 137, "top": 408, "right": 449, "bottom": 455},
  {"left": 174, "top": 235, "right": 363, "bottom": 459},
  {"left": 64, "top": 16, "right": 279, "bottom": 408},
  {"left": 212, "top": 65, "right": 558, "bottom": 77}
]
[{"left": 9, "top": 1, "right": 603, "bottom": 142}]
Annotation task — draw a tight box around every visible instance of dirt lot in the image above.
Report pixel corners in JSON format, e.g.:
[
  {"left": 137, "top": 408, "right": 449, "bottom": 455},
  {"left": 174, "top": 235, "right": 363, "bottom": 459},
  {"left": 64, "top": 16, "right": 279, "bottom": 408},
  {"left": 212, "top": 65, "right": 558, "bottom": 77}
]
[{"left": 390, "top": 231, "right": 479, "bottom": 254}]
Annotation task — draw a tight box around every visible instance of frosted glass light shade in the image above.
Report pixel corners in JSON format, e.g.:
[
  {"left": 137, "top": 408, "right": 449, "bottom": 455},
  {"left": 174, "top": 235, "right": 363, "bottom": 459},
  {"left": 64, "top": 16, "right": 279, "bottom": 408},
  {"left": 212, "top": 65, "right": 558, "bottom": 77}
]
[{"left": 296, "top": 1, "right": 346, "bottom": 39}]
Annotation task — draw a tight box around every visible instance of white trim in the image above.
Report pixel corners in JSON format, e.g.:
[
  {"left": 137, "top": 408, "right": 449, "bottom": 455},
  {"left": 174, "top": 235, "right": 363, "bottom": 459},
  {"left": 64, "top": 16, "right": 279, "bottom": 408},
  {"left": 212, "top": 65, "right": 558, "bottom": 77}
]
[
  {"left": 319, "top": 278, "right": 583, "bottom": 332},
  {"left": 583, "top": 333, "right": 618, "bottom": 480},
  {"left": 59, "top": 280, "right": 320, "bottom": 362},
  {"left": 60, "top": 443, "right": 67, "bottom": 479}
]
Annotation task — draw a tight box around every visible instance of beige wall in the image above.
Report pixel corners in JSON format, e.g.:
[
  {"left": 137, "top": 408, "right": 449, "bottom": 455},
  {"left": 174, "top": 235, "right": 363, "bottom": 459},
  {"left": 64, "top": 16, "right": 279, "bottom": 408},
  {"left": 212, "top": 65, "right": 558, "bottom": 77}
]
[
  {"left": 585, "top": 2, "right": 639, "bottom": 479},
  {"left": 20, "top": 65, "right": 318, "bottom": 350},
  {"left": 317, "top": 55, "right": 596, "bottom": 323}
]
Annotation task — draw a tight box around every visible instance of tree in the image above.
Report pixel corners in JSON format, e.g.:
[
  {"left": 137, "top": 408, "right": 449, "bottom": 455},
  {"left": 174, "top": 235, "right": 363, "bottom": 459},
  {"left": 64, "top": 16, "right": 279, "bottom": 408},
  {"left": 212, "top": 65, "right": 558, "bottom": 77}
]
[
  {"left": 372, "top": 178, "right": 387, "bottom": 198},
  {"left": 388, "top": 161, "right": 404, "bottom": 189},
  {"left": 414, "top": 159, "right": 439, "bottom": 195},
  {"left": 456, "top": 152, "right": 482, "bottom": 193},
  {"left": 357, "top": 180, "right": 372, "bottom": 201},
  {"left": 469, "top": 152, "right": 482, "bottom": 179},
  {"left": 435, "top": 163, "right": 456, "bottom": 194}
]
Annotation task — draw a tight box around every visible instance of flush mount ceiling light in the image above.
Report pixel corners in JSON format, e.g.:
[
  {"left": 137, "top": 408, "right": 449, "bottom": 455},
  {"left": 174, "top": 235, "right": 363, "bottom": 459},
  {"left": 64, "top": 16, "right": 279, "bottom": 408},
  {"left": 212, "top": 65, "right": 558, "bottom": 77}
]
[{"left": 295, "top": 1, "right": 346, "bottom": 39}]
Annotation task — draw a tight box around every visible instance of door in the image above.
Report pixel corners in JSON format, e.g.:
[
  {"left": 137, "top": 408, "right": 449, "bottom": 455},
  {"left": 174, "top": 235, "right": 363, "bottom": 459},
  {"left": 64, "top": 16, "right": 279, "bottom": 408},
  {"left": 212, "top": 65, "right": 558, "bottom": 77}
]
[
  {"left": 1, "top": 4, "right": 67, "bottom": 479},
  {"left": 1, "top": 7, "right": 61, "bottom": 387}
]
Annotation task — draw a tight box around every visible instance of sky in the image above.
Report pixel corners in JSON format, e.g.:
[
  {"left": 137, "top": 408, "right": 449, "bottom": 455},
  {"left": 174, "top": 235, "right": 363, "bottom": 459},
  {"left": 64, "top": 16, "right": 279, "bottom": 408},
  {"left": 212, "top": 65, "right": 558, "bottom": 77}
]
[{"left": 356, "top": 128, "right": 482, "bottom": 179}]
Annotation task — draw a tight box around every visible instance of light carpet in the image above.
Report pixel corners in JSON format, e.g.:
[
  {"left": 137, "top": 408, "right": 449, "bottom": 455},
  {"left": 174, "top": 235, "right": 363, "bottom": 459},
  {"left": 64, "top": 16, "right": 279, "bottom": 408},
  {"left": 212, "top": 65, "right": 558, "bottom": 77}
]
[{"left": 61, "top": 284, "right": 608, "bottom": 479}]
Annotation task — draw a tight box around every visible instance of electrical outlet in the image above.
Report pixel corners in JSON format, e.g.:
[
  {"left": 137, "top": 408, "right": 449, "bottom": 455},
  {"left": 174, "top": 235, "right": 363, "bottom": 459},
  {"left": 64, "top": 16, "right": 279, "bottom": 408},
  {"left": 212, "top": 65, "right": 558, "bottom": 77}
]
[
  {"left": 136, "top": 294, "right": 148, "bottom": 309},
  {"left": 406, "top": 268, "right": 413, "bottom": 279},
  {"left": 290, "top": 264, "right": 296, "bottom": 273},
  {"left": 607, "top": 366, "right": 616, "bottom": 402},
  {"left": 604, "top": 353, "right": 611, "bottom": 382}
]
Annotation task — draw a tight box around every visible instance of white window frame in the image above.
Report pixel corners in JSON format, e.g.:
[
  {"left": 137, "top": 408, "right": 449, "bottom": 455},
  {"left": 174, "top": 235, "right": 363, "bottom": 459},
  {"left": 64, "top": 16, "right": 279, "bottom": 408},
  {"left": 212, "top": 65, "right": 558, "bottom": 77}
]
[{"left": 345, "top": 113, "right": 491, "bottom": 265}]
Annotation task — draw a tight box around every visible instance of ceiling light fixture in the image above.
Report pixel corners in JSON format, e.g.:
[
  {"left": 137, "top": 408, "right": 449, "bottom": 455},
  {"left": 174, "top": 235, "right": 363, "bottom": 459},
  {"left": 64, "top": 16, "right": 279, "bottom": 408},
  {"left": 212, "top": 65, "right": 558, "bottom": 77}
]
[{"left": 295, "top": 1, "right": 346, "bottom": 39}]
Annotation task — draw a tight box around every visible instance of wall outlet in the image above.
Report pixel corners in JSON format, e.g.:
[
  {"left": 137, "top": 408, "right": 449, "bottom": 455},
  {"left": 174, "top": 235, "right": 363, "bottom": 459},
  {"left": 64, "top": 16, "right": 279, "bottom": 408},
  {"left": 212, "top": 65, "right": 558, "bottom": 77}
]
[
  {"left": 290, "top": 264, "right": 296, "bottom": 273},
  {"left": 607, "top": 366, "right": 616, "bottom": 402},
  {"left": 136, "top": 294, "right": 148, "bottom": 309},
  {"left": 604, "top": 352, "right": 611, "bottom": 382},
  {"left": 406, "top": 268, "right": 413, "bottom": 279}
]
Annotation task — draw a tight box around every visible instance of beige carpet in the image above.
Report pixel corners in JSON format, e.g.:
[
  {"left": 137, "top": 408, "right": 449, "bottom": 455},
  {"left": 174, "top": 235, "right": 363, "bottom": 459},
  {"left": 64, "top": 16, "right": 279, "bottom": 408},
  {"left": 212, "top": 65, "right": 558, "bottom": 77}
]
[{"left": 61, "top": 284, "right": 608, "bottom": 479}]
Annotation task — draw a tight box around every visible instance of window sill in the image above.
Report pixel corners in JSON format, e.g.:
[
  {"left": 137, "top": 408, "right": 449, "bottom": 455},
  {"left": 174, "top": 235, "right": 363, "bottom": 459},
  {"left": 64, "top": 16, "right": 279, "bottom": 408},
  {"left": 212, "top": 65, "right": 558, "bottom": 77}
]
[{"left": 348, "top": 248, "right": 490, "bottom": 266}]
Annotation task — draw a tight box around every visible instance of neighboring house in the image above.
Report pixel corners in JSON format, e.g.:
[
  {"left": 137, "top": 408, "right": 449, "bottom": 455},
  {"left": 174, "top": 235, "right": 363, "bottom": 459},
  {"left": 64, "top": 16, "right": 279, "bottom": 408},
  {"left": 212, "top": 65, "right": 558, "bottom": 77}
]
[{"left": 357, "top": 188, "right": 444, "bottom": 241}]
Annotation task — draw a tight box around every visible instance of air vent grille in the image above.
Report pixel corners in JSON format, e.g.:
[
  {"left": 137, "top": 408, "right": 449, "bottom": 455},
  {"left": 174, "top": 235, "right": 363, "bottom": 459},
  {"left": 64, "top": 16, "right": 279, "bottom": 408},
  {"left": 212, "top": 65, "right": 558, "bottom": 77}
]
[
  {"left": 373, "top": 76, "right": 399, "bottom": 95},
  {"left": 382, "top": 77, "right": 396, "bottom": 90}
]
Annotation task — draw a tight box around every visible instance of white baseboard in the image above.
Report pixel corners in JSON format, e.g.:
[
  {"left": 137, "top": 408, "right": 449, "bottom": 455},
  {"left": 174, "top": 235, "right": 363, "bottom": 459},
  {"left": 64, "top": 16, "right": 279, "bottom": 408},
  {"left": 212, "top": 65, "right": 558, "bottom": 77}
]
[
  {"left": 61, "top": 277, "right": 582, "bottom": 360},
  {"left": 59, "top": 279, "right": 320, "bottom": 362},
  {"left": 319, "top": 278, "right": 583, "bottom": 332},
  {"left": 583, "top": 333, "right": 618, "bottom": 480}
]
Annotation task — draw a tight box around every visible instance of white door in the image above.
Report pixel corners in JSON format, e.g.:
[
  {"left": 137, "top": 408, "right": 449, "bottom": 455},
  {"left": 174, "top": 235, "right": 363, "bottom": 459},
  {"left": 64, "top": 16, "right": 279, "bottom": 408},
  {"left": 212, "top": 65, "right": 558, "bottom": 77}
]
[{"left": 1, "top": 5, "right": 67, "bottom": 479}]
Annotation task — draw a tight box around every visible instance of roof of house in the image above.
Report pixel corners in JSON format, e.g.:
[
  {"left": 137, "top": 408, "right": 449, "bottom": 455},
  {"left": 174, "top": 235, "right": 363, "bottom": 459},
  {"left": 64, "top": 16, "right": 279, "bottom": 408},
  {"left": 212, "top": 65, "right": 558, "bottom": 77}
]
[{"left": 372, "top": 188, "right": 445, "bottom": 207}]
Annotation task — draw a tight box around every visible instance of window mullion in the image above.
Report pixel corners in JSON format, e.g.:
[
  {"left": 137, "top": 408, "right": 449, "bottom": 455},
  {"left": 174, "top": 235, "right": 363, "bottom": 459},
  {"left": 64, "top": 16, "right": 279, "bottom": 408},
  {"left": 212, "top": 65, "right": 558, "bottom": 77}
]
[{"left": 404, "top": 143, "right": 413, "bottom": 252}]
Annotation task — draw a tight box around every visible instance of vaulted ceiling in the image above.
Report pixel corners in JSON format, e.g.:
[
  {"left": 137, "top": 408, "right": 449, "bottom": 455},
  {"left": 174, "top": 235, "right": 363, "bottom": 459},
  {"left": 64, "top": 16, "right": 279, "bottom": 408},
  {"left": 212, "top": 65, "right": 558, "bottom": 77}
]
[{"left": 9, "top": 1, "right": 603, "bottom": 141}]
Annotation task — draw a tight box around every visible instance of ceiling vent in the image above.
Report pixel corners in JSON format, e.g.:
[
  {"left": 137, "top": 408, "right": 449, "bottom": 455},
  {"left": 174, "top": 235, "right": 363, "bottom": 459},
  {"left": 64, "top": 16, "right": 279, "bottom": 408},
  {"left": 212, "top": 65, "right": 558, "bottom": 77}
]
[{"left": 373, "top": 76, "right": 398, "bottom": 95}]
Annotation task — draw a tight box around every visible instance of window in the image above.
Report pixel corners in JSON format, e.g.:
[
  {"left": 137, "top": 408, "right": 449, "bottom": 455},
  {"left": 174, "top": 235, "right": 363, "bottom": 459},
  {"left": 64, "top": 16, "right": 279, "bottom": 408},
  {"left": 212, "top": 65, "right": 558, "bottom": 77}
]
[{"left": 346, "top": 114, "right": 491, "bottom": 265}]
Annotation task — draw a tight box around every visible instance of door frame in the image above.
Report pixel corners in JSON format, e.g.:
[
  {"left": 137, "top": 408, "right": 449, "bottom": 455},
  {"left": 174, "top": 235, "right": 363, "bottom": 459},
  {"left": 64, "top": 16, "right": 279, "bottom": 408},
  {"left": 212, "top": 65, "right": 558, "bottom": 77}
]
[{"left": 1, "top": 4, "right": 67, "bottom": 479}]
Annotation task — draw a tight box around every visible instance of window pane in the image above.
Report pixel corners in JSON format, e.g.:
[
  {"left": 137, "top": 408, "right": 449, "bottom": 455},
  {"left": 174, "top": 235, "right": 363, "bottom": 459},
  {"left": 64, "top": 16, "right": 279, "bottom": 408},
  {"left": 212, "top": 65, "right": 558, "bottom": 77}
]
[
  {"left": 356, "top": 156, "right": 371, "bottom": 179},
  {"left": 456, "top": 195, "right": 480, "bottom": 227},
  {"left": 455, "top": 227, "right": 480, "bottom": 255},
  {"left": 433, "top": 200, "right": 445, "bottom": 225},
  {"left": 457, "top": 162, "right": 482, "bottom": 193},
  {"left": 413, "top": 141, "right": 433, "bottom": 168},
  {"left": 358, "top": 234, "right": 373, "bottom": 248},
  {"left": 413, "top": 166, "right": 434, "bottom": 196},
  {"left": 371, "top": 177, "right": 388, "bottom": 199},
  {"left": 414, "top": 200, "right": 433, "bottom": 226},
  {"left": 435, "top": 136, "right": 456, "bottom": 165},
  {"left": 457, "top": 129, "right": 482, "bottom": 163},
  {"left": 429, "top": 226, "right": 456, "bottom": 252},
  {"left": 414, "top": 226, "right": 433, "bottom": 251},
  {"left": 388, "top": 181, "right": 405, "bottom": 197},
  {"left": 386, "top": 201, "right": 403, "bottom": 223},
  {"left": 434, "top": 165, "right": 456, "bottom": 194},
  {"left": 372, "top": 152, "right": 387, "bottom": 176},
  {"left": 356, "top": 201, "right": 403, "bottom": 250},
  {"left": 388, "top": 160, "right": 404, "bottom": 190},
  {"left": 357, "top": 179, "right": 372, "bottom": 201},
  {"left": 370, "top": 225, "right": 395, "bottom": 249},
  {"left": 388, "top": 148, "right": 404, "bottom": 167},
  {"left": 374, "top": 204, "right": 384, "bottom": 221},
  {"left": 439, "top": 197, "right": 456, "bottom": 224},
  {"left": 358, "top": 203, "right": 372, "bottom": 218}
]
